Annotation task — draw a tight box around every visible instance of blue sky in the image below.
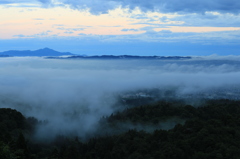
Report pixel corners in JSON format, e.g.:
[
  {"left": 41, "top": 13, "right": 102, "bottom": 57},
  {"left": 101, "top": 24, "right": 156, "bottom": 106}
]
[{"left": 0, "top": 0, "right": 240, "bottom": 55}]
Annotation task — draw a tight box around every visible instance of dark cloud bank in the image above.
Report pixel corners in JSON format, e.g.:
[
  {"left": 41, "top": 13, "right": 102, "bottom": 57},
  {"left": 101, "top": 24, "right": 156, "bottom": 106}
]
[
  {"left": 39, "top": 0, "right": 240, "bottom": 14},
  {"left": 2, "top": 0, "right": 239, "bottom": 14},
  {"left": 0, "top": 56, "right": 240, "bottom": 140},
  {"left": 3, "top": 0, "right": 238, "bottom": 14}
]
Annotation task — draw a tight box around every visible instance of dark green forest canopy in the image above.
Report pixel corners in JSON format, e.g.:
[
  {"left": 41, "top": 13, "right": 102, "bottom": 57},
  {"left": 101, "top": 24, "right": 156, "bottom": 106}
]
[{"left": 1, "top": 99, "right": 240, "bottom": 159}]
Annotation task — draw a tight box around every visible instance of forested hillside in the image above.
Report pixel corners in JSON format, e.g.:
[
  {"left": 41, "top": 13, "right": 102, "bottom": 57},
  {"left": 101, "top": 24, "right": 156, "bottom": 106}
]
[{"left": 1, "top": 99, "right": 240, "bottom": 159}]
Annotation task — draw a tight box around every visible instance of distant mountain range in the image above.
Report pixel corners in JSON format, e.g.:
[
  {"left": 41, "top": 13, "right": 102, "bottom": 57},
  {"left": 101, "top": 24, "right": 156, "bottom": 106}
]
[
  {"left": 0, "top": 48, "right": 74, "bottom": 57},
  {"left": 0, "top": 48, "right": 192, "bottom": 60},
  {"left": 49, "top": 55, "right": 191, "bottom": 60}
]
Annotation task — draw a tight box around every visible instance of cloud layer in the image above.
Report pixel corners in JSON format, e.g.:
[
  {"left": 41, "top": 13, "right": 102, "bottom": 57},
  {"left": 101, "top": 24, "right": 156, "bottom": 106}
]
[
  {"left": 0, "top": 57, "right": 240, "bottom": 139},
  {"left": 48, "top": 0, "right": 240, "bottom": 14},
  {"left": 2, "top": 0, "right": 239, "bottom": 14}
]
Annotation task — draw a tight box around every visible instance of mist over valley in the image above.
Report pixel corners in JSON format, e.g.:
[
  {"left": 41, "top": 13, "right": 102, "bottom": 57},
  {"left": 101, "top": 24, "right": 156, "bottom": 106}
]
[{"left": 0, "top": 55, "right": 240, "bottom": 140}]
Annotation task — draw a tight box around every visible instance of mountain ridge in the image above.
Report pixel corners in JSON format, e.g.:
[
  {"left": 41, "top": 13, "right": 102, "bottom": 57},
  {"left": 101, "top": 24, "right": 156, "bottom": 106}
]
[
  {"left": 48, "top": 55, "right": 192, "bottom": 60},
  {"left": 0, "top": 48, "right": 192, "bottom": 60},
  {"left": 0, "top": 47, "right": 74, "bottom": 57}
]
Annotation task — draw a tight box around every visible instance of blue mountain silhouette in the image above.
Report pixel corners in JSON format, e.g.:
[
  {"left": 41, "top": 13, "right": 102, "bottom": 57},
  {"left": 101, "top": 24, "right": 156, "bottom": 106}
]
[{"left": 0, "top": 48, "right": 74, "bottom": 57}]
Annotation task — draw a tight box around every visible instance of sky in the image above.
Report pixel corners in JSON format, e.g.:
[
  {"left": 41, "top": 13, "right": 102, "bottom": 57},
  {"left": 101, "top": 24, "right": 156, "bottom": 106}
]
[{"left": 0, "top": 0, "right": 240, "bottom": 55}]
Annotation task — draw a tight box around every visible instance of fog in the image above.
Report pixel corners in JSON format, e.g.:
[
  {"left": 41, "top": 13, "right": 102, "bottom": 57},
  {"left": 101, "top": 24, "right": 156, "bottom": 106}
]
[{"left": 0, "top": 56, "right": 240, "bottom": 139}]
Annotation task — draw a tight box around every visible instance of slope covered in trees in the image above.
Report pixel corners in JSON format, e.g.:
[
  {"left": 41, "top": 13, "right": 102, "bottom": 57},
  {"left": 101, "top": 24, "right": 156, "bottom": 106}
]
[{"left": 1, "top": 99, "right": 240, "bottom": 159}]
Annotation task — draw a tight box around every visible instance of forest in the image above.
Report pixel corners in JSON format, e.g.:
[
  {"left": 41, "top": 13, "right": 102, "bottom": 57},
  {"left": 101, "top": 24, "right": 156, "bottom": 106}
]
[{"left": 1, "top": 99, "right": 240, "bottom": 159}]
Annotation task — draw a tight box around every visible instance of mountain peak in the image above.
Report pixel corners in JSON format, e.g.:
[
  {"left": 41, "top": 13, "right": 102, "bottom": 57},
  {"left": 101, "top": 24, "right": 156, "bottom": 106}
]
[
  {"left": 42, "top": 47, "right": 52, "bottom": 50},
  {"left": 36, "top": 47, "right": 56, "bottom": 51},
  {"left": 35, "top": 47, "right": 58, "bottom": 53}
]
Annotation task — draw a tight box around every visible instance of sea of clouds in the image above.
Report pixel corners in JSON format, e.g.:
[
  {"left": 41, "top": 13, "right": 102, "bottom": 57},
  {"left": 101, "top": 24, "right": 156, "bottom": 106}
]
[{"left": 0, "top": 56, "right": 240, "bottom": 139}]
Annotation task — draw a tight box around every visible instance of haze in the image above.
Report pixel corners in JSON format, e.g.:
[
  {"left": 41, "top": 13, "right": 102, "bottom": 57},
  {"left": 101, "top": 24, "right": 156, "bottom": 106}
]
[{"left": 0, "top": 56, "right": 240, "bottom": 139}]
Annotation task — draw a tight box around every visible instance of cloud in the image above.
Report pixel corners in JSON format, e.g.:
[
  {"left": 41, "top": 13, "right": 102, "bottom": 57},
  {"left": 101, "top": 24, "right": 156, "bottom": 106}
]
[
  {"left": 120, "top": 0, "right": 240, "bottom": 14},
  {"left": 13, "top": 34, "right": 27, "bottom": 38},
  {"left": 0, "top": 0, "right": 28, "bottom": 4},
  {"left": 38, "top": 0, "right": 51, "bottom": 3},
  {"left": 35, "top": 0, "right": 240, "bottom": 14},
  {"left": 64, "top": 31, "right": 74, "bottom": 34},
  {"left": 13, "top": 30, "right": 53, "bottom": 38},
  {"left": 33, "top": 18, "right": 45, "bottom": 20},
  {"left": 169, "top": 12, "right": 240, "bottom": 27},
  {"left": 158, "top": 30, "right": 172, "bottom": 34},
  {"left": 56, "top": 27, "right": 85, "bottom": 31},
  {"left": 0, "top": 0, "right": 52, "bottom": 8},
  {"left": 1, "top": 0, "right": 239, "bottom": 15},
  {"left": 52, "top": 0, "right": 120, "bottom": 14},
  {"left": 121, "top": 28, "right": 138, "bottom": 32},
  {"left": 0, "top": 57, "right": 240, "bottom": 139},
  {"left": 0, "top": 0, "right": 39, "bottom": 6}
]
